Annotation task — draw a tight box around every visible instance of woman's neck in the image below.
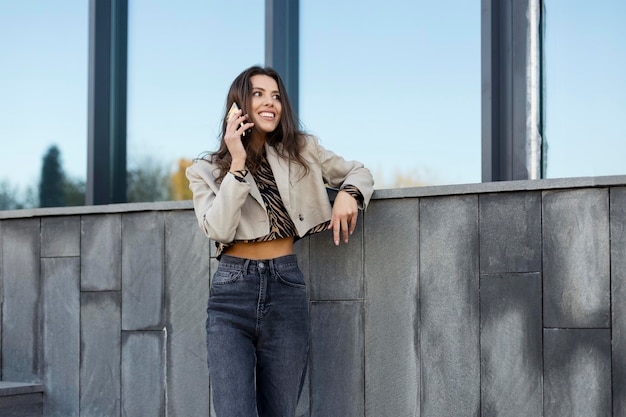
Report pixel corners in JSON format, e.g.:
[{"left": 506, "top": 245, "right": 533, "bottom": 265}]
[{"left": 248, "top": 134, "right": 267, "bottom": 155}]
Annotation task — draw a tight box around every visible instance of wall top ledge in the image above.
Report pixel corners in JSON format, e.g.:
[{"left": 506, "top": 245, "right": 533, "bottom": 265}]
[
  {"left": 374, "top": 174, "right": 626, "bottom": 200},
  {"left": 1, "top": 175, "right": 625, "bottom": 220},
  {"left": 0, "top": 382, "right": 46, "bottom": 396}
]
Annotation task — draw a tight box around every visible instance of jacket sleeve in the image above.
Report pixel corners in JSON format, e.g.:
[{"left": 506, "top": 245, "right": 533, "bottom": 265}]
[
  {"left": 310, "top": 137, "right": 375, "bottom": 209},
  {"left": 186, "top": 161, "right": 251, "bottom": 243}
]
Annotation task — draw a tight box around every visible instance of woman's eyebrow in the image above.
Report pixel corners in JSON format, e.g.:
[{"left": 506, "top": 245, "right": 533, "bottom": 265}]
[{"left": 252, "top": 87, "right": 280, "bottom": 95}]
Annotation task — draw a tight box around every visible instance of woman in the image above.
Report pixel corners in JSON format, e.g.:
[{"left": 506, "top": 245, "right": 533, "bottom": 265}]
[{"left": 186, "top": 66, "right": 374, "bottom": 417}]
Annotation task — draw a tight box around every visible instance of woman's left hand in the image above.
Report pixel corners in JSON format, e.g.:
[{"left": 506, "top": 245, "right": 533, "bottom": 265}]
[{"left": 328, "top": 190, "right": 359, "bottom": 246}]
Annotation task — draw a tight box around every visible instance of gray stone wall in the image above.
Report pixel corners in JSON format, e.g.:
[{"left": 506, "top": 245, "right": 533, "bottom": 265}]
[{"left": 0, "top": 178, "right": 625, "bottom": 417}]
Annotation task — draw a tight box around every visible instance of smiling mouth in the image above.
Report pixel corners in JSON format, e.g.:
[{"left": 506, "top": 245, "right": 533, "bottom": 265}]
[{"left": 259, "top": 112, "right": 275, "bottom": 119}]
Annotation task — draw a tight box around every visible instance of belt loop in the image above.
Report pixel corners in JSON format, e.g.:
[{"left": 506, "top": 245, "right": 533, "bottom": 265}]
[
  {"left": 269, "top": 258, "right": 276, "bottom": 275},
  {"left": 243, "top": 259, "right": 251, "bottom": 274}
]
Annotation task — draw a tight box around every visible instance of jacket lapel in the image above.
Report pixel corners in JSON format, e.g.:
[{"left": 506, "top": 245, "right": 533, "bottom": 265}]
[
  {"left": 245, "top": 170, "right": 264, "bottom": 207},
  {"left": 265, "top": 143, "right": 292, "bottom": 209}
]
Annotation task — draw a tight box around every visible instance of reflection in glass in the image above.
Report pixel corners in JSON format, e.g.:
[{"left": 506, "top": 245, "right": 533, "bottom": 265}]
[
  {"left": 0, "top": 2, "right": 88, "bottom": 208},
  {"left": 126, "top": 1, "right": 264, "bottom": 202},
  {"left": 544, "top": 0, "right": 626, "bottom": 178},
  {"left": 299, "top": 0, "right": 481, "bottom": 188}
]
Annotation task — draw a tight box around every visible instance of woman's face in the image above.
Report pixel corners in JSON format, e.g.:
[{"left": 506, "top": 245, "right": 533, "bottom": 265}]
[{"left": 249, "top": 74, "right": 282, "bottom": 137}]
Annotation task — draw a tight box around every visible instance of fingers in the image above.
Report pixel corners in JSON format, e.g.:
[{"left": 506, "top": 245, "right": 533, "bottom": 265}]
[
  {"left": 349, "top": 212, "right": 357, "bottom": 235},
  {"left": 329, "top": 190, "right": 359, "bottom": 246},
  {"left": 341, "top": 217, "right": 350, "bottom": 243},
  {"left": 331, "top": 218, "right": 341, "bottom": 246},
  {"left": 227, "top": 111, "right": 252, "bottom": 135},
  {"left": 329, "top": 214, "right": 355, "bottom": 245},
  {"left": 224, "top": 111, "right": 254, "bottom": 160}
]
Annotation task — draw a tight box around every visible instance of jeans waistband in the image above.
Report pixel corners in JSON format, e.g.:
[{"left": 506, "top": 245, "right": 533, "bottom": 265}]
[{"left": 219, "top": 254, "right": 299, "bottom": 274}]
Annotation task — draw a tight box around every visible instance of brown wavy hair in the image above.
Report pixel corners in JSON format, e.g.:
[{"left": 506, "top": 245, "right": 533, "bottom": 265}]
[{"left": 205, "top": 66, "right": 310, "bottom": 183}]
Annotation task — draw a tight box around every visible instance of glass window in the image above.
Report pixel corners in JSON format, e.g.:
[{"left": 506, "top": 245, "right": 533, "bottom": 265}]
[
  {"left": 0, "top": 1, "right": 88, "bottom": 208},
  {"left": 126, "top": 1, "right": 264, "bottom": 202},
  {"left": 544, "top": 0, "right": 626, "bottom": 179},
  {"left": 299, "top": 0, "right": 481, "bottom": 188}
]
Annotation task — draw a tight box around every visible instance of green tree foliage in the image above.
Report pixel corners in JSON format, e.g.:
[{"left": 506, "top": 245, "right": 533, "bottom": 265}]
[
  {"left": 64, "top": 177, "right": 86, "bottom": 207},
  {"left": 37, "top": 145, "right": 86, "bottom": 208},
  {"left": 39, "top": 145, "right": 65, "bottom": 207},
  {"left": 127, "top": 156, "right": 172, "bottom": 203},
  {"left": 0, "top": 180, "right": 25, "bottom": 210},
  {"left": 22, "top": 186, "right": 38, "bottom": 208}
]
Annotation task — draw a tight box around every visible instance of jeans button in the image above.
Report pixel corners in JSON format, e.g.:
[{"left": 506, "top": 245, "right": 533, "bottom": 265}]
[{"left": 258, "top": 261, "right": 265, "bottom": 269}]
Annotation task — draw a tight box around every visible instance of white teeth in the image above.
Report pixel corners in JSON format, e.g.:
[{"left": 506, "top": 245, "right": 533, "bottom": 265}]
[{"left": 260, "top": 112, "right": 275, "bottom": 118}]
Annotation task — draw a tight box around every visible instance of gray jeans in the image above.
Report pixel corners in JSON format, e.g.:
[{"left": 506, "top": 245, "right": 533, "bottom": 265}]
[{"left": 206, "top": 254, "right": 309, "bottom": 417}]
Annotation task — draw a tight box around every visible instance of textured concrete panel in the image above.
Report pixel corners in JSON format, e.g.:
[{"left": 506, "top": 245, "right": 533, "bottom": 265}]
[
  {"left": 310, "top": 301, "right": 364, "bottom": 417},
  {"left": 164, "top": 211, "right": 211, "bottom": 417},
  {"left": 41, "top": 258, "right": 80, "bottom": 417},
  {"left": 0, "top": 392, "right": 44, "bottom": 417},
  {"left": 293, "top": 237, "right": 311, "bottom": 417},
  {"left": 543, "top": 189, "right": 610, "bottom": 328},
  {"left": 80, "top": 292, "right": 121, "bottom": 417},
  {"left": 41, "top": 256, "right": 80, "bottom": 417},
  {"left": 420, "top": 196, "right": 480, "bottom": 416},
  {"left": 1, "top": 219, "right": 41, "bottom": 382},
  {"left": 122, "top": 331, "right": 165, "bottom": 417},
  {"left": 0, "top": 382, "right": 45, "bottom": 396},
  {"left": 364, "top": 199, "right": 419, "bottom": 416},
  {"left": 0, "top": 220, "right": 3, "bottom": 366},
  {"left": 611, "top": 187, "right": 626, "bottom": 417},
  {"left": 544, "top": 329, "right": 611, "bottom": 417},
  {"left": 479, "top": 191, "right": 541, "bottom": 273},
  {"left": 122, "top": 212, "right": 164, "bottom": 330},
  {"left": 309, "top": 213, "right": 363, "bottom": 301},
  {"left": 41, "top": 216, "right": 80, "bottom": 258},
  {"left": 81, "top": 214, "right": 122, "bottom": 291},
  {"left": 293, "top": 236, "right": 310, "bottom": 284},
  {"left": 480, "top": 273, "right": 542, "bottom": 417}
]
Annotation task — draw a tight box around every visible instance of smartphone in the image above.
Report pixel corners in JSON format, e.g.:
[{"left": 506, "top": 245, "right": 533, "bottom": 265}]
[{"left": 227, "top": 102, "right": 251, "bottom": 137}]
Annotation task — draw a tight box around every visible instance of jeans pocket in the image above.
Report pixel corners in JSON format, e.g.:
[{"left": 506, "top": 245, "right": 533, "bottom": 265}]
[
  {"left": 276, "top": 265, "right": 306, "bottom": 288},
  {"left": 211, "top": 269, "right": 243, "bottom": 285}
]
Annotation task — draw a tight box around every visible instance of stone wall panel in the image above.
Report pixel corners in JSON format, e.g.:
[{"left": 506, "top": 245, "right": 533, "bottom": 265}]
[
  {"left": 1, "top": 219, "right": 41, "bottom": 382},
  {"left": 544, "top": 329, "right": 611, "bottom": 417},
  {"left": 80, "top": 291, "right": 121, "bottom": 417},
  {"left": 420, "top": 196, "right": 480, "bottom": 417},
  {"left": 41, "top": 217, "right": 80, "bottom": 258},
  {"left": 479, "top": 191, "right": 541, "bottom": 273},
  {"left": 611, "top": 187, "right": 626, "bottom": 417},
  {"left": 309, "top": 214, "right": 363, "bottom": 301},
  {"left": 41, "top": 258, "right": 80, "bottom": 417},
  {"left": 81, "top": 214, "right": 121, "bottom": 291},
  {"left": 543, "top": 189, "right": 610, "bottom": 328},
  {"left": 164, "top": 211, "right": 211, "bottom": 417},
  {"left": 310, "top": 301, "right": 364, "bottom": 417},
  {"left": 364, "top": 199, "right": 420, "bottom": 417},
  {"left": 480, "top": 272, "right": 543, "bottom": 417},
  {"left": 121, "top": 331, "right": 165, "bottom": 417},
  {"left": 121, "top": 212, "right": 164, "bottom": 330}
]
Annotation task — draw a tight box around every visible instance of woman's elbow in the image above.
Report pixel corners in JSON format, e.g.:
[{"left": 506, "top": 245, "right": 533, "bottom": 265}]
[{"left": 201, "top": 219, "right": 236, "bottom": 243}]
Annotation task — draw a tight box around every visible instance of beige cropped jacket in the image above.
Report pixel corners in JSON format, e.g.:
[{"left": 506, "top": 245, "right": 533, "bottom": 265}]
[{"left": 186, "top": 135, "right": 374, "bottom": 244}]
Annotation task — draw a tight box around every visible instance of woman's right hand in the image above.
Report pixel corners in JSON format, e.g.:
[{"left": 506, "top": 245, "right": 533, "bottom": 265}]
[{"left": 225, "top": 109, "right": 254, "bottom": 166}]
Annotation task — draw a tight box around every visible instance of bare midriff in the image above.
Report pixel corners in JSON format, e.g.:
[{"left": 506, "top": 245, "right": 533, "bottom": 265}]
[{"left": 223, "top": 236, "right": 295, "bottom": 260}]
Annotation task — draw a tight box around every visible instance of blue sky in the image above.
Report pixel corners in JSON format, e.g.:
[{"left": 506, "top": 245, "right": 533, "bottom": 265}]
[{"left": 0, "top": 0, "right": 624, "bottom": 193}]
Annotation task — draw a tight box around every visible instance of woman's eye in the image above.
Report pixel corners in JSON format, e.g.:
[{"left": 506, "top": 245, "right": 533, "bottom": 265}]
[
  {"left": 272, "top": 95, "right": 280, "bottom": 100},
  {"left": 253, "top": 91, "right": 261, "bottom": 97}
]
